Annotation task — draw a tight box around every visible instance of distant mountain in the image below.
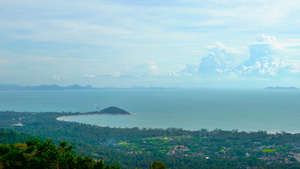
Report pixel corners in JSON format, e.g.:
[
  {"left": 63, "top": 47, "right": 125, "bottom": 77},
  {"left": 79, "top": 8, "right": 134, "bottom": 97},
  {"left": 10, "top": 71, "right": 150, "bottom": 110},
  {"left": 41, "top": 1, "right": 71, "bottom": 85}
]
[
  {"left": 265, "top": 86, "right": 298, "bottom": 90},
  {"left": 0, "top": 84, "right": 171, "bottom": 91},
  {"left": 0, "top": 84, "right": 96, "bottom": 91}
]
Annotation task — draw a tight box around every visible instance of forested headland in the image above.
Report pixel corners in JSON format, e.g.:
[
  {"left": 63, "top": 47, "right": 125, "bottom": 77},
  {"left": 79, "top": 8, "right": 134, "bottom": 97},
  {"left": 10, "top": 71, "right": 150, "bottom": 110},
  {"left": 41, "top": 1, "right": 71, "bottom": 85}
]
[{"left": 1, "top": 109, "right": 300, "bottom": 168}]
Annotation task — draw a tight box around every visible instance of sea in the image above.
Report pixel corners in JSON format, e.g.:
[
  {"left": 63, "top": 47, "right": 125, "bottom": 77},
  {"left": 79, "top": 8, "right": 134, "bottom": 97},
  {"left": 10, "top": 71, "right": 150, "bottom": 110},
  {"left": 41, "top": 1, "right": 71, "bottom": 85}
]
[{"left": 1, "top": 89, "right": 300, "bottom": 133}]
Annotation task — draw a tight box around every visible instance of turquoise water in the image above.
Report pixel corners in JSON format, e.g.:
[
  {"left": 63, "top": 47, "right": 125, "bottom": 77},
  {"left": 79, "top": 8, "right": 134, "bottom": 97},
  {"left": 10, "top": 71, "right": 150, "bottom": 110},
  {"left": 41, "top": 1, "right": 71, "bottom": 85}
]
[{"left": 1, "top": 89, "right": 300, "bottom": 132}]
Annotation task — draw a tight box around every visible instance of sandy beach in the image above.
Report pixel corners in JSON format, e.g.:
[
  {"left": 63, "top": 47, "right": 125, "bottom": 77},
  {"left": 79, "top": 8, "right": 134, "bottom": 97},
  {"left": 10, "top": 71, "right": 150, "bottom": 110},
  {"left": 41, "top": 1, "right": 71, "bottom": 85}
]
[{"left": 56, "top": 113, "right": 132, "bottom": 121}]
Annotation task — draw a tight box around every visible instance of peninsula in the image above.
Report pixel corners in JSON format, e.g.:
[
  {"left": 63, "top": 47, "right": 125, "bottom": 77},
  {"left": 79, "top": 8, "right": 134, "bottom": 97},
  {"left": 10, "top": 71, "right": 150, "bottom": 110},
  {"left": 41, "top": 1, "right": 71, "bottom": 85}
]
[
  {"left": 56, "top": 106, "right": 132, "bottom": 120},
  {"left": 98, "top": 106, "right": 132, "bottom": 115}
]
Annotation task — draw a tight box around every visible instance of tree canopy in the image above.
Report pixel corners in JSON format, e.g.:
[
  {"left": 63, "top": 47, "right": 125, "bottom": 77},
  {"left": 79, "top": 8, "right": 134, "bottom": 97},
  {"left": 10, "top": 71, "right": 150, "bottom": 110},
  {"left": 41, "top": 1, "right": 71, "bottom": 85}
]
[
  {"left": 0, "top": 139, "right": 119, "bottom": 169},
  {"left": 151, "top": 161, "right": 166, "bottom": 169}
]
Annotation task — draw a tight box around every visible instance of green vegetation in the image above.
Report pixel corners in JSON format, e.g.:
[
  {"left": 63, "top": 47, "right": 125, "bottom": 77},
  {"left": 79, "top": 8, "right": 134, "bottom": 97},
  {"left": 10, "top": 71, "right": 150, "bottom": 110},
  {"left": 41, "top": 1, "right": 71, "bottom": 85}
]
[
  {"left": 99, "top": 107, "right": 131, "bottom": 115},
  {"left": 1, "top": 110, "right": 300, "bottom": 168},
  {"left": 262, "top": 149, "right": 275, "bottom": 152},
  {"left": 0, "top": 138, "right": 119, "bottom": 169},
  {"left": 151, "top": 161, "right": 166, "bottom": 169}
]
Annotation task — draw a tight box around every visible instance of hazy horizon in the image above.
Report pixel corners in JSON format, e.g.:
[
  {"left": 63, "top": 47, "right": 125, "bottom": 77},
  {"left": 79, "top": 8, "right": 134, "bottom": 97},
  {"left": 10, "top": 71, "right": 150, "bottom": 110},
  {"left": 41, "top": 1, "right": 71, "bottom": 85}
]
[
  {"left": 1, "top": 1, "right": 300, "bottom": 88},
  {"left": 0, "top": 83, "right": 299, "bottom": 90}
]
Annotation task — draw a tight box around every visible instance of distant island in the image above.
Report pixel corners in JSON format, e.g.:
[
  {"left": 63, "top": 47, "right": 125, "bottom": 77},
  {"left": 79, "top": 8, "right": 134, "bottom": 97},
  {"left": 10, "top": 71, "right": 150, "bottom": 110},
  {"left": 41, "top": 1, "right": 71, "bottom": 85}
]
[
  {"left": 265, "top": 86, "right": 298, "bottom": 90},
  {"left": 0, "top": 84, "right": 170, "bottom": 91},
  {"left": 0, "top": 84, "right": 95, "bottom": 91}
]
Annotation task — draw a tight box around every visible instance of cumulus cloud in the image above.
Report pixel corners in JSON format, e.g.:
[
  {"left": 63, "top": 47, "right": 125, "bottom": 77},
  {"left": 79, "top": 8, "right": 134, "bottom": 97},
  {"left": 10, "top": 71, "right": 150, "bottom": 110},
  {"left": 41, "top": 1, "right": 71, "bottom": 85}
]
[
  {"left": 79, "top": 34, "right": 300, "bottom": 83},
  {"left": 241, "top": 34, "right": 300, "bottom": 77},
  {"left": 171, "top": 42, "right": 245, "bottom": 77},
  {"left": 174, "top": 63, "right": 199, "bottom": 76},
  {"left": 174, "top": 34, "right": 297, "bottom": 80},
  {"left": 255, "top": 34, "right": 276, "bottom": 42},
  {"left": 242, "top": 34, "right": 285, "bottom": 76},
  {"left": 172, "top": 42, "right": 247, "bottom": 78},
  {"left": 198, "top": 42, "right": 246, "bottom": 75}
]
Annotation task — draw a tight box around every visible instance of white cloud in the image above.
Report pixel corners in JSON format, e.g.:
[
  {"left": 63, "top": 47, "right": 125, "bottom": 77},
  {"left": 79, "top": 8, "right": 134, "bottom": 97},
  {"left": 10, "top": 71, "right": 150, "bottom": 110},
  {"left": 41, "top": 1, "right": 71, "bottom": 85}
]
[
  {"left": 149, "top": 61, "right": 158, "bottom": 70},
  {"left": 284, "top": 60, "right": 300, "bottom": 74},
  {"left": 207, "top": 42, "right": 246, "bottom": 66},
  {"left": 254, "top": 77, "right": 270, "bottom": 81},
  {"left": 175, "top": 34, "right": 300, "bottom": 80},
  {"left": 175, "top": 63, "right": 199, "bottom": 76},
  {"left": 243, "top": 34, "right": 285, "bottom": 76},
  {"left": 197, "top": 42, "right": 247, "bottom": 75},
  {"left": 255, "top": 34, "right": 276, "bottom": 42},
  {"left": 52, "top": 74, "right": 66, "bottom": 80},
  {"left": 172, "top": 42, "right": 247, "bottom": 78},
  {"left": 84, "top": 74, "right": 95, "bottom": 78}
]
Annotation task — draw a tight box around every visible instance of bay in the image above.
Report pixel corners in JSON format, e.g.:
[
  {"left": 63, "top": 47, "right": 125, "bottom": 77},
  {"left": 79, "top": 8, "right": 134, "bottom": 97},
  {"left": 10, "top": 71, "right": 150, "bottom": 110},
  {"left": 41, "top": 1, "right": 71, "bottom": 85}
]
[{"left": 0, "top": 89, "right": 299, "bottom": 132}]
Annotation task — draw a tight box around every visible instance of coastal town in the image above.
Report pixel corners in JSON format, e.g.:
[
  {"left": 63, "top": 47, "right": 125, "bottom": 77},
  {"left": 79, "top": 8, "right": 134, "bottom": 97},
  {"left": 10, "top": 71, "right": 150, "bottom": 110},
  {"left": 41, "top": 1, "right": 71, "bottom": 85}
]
[{"left": 117, "top": 134, "right": 300, "bottom": 164}]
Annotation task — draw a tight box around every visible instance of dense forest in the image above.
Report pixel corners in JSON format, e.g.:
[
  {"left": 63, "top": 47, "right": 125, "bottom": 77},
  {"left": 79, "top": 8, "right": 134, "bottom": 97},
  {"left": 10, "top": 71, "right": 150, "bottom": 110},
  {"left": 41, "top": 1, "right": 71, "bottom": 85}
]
[
  {"left": 1, "top": 110, "right": 300, "bottom": 168},
  {"left": 0, "top": 131, "right": 119, "bottom": 169}
]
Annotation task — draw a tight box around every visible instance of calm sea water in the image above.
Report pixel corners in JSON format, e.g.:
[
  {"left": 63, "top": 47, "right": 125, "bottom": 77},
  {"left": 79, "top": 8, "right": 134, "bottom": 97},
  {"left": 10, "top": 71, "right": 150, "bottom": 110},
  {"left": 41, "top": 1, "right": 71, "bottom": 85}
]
[{"left": 1, "top": 89, "right": 299, "bottom": 132}]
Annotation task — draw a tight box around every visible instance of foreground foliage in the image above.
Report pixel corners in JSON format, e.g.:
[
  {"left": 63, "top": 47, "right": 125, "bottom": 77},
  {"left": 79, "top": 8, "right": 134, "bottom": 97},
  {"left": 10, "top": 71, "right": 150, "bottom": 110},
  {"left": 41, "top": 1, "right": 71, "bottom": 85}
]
[{"left": 0, "top": 138, "right": 119, "bottom": 169}]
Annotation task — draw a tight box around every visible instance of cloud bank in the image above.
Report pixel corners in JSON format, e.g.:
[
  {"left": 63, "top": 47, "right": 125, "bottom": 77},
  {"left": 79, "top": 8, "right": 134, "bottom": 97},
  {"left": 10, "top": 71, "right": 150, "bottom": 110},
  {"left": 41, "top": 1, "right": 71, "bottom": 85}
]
[{"left": 175, "top": 34, "right": 298, "bottom": 81}]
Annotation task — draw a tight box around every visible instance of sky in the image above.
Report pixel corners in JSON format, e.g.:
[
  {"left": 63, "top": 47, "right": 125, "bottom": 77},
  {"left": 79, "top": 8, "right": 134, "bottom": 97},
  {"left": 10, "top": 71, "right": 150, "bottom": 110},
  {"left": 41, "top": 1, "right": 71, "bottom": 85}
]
[{"left": 1, "top": 0, "right": 300, "bottom": 88}]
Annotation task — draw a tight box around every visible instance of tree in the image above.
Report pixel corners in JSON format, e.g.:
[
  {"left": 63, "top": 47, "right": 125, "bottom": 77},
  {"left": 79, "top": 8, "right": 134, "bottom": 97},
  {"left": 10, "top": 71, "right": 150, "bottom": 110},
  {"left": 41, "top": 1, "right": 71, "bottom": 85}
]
[
  {"left": 151, "top": 161, "right": 166, "bottom": 169},
  {"left": 0, "top": 139, "right": 119, "bottom": 169}
]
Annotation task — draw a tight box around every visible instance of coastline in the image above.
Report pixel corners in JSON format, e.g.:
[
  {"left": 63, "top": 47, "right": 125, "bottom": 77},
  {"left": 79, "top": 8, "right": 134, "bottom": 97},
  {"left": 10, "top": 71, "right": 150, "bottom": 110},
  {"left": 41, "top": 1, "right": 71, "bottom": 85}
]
[
  {"left": 262, "top": 130, "right": 300, "bottom": 134},
  {"left": 56, "top": 115, "right": 300, "bottom": 134},
  {"left": 56, "top": 113, "right": 132, "bottom": 121}
]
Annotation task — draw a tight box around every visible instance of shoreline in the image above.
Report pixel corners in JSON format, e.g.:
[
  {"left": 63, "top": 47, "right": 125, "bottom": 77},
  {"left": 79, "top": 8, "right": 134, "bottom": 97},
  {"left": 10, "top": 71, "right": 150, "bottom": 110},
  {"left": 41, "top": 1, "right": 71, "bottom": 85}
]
[
  {"left": 56, "top": 113, "right": 132, "bottom": 120},
  {"left": 56, "top": 115, "right": 300, "bottom": 134},
  {"left": 245, "top": 130, "right": 300, "bottom": 134}
]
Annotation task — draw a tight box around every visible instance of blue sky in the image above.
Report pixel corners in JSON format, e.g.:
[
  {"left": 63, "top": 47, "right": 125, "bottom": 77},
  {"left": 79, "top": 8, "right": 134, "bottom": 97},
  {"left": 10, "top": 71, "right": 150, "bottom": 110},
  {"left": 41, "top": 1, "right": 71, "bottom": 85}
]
[{"left": 1, "top": 0, "right": 300, "bottom": 88}]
